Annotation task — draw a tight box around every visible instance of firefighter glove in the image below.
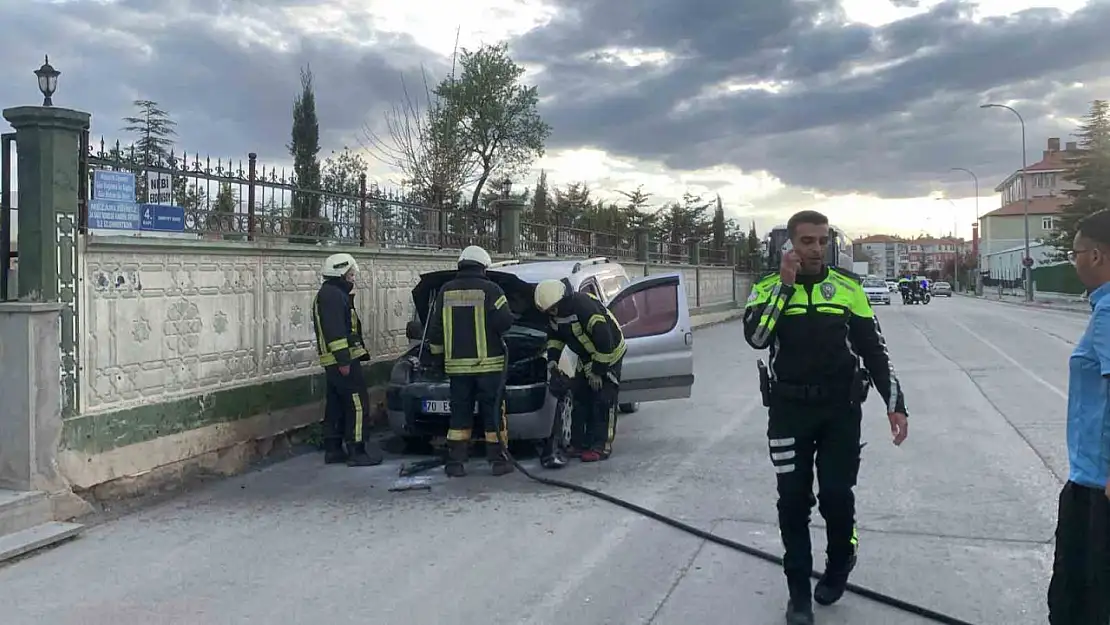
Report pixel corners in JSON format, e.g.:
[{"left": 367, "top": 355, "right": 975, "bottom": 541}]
[{"left": 586, "top": 371, "right": 603, "bottom": 391}]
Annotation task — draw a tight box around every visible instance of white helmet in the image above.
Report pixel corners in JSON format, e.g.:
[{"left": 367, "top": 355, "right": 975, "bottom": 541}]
[
  {"left": 322, "top": 253, "right": 358, "bottom": 278},
  {"left": 534, "top": 279, "right": 568, "bottom": 312},
  {"left": 458, "top": 245, "right": 492, "bottom": 269}
]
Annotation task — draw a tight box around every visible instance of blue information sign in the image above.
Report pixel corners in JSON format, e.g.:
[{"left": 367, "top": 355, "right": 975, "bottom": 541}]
[
  {"left": 92, "top": 171, "right": 136, "bottom": 203},
  {"left": 88, "top": 199, "right": 140, "bottom": 231},
  {"left": 140, "top": 204, "right": 185, "bottom": 232}
]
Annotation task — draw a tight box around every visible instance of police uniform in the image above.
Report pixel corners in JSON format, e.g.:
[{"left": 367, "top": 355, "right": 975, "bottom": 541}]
[
  {"left": 425, "top": 251, "right": 515, "bottom": 477},
  {"left": 743, "top": 266, "right": 907, "bottom": 621},
  {"left": 542, "top": 283, "right": 627, "bottom": 462},
  {"left": 312, "top": 256, "right": 384, "bottom": 467}
]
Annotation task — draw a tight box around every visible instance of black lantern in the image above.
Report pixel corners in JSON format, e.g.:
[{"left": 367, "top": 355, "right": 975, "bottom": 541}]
[
  {"left": 500, "top": 176, "right": 512, "bottom": 199},
  {"left": 34, "top": 55, "right": 60, "bottom": 107}
]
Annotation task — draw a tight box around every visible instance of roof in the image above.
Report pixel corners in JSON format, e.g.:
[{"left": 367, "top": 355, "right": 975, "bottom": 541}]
[
  {"left": 992, "top": 146, "right": 1084, "bottom": 191},
  {"left": 981, "top": 197, "right": 1067, "bottom": 218},
  {"left": 494, "top": 259, "right": 613, "bottom": 284},
  {"left": 855, "top": 235, "right": 905, "bottom": 244}
]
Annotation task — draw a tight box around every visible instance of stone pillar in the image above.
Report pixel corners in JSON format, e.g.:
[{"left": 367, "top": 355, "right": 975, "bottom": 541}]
[
  {"left": 634, "top": 228, "right": 650, "bottom": 263},
  {"left": 686, "top": 237, "right": 702, "bottom": 265},
  {"left": 495, "top": 198, "right": 526, "bottom": 255},
  {"left": 2, "top": 106, "right": 89, "bottom": 302},
  {"left": 727, "top": 243, "right": 738, "bottom": 267}
]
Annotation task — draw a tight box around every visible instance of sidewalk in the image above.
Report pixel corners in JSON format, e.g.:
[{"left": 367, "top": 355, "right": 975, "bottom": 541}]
[
  {"left": 958, "top": 291, "right": 1090, "bottom": 314},
  {"left": 690, "top": 308, "right": 743, "bottom": 328}
]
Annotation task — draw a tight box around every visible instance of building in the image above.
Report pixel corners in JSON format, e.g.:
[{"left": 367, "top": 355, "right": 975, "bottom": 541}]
[
  {"left": 979, "top": 137, "right": 1080, "bottom": 272},
  {"left": 854, "top": 234, "right": 969, "bottom": 278}
]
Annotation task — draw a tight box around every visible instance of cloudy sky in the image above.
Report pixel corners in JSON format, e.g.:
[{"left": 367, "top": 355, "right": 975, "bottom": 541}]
[{"left": 2, "top": 0, "right": 1107, "bottom": 239}]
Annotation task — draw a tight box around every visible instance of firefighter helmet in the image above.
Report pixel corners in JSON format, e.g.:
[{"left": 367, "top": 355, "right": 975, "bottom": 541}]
[
  {"left": 534, "top": 279, "right": 568, "bottom": 312},
  {"left": 457, "top": 245, "right": 492, "bottom": 269},
  {"left": 322, "top": 253, "right": 358, "bottom": 278}
]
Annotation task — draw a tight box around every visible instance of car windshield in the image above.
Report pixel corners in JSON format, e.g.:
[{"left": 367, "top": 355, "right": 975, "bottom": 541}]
[
  {"left": 936, "top": 282, "right": 950, "bottom": 287},
  {"left": 863, "top": 280, "right": 886, "bottom": 288}
]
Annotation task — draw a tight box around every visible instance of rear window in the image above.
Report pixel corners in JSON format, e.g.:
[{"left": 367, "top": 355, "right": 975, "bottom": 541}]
[{"left": 863, "top": 280, "right": 886, "bottom": 288}]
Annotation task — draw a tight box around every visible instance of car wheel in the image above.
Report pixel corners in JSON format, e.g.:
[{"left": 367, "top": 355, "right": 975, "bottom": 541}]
[
  {"left": 619, "top": 402, "right": 639, "bottom": 414},
  {"left": 540, "top": 393, "right": 573, "bottom": 469}
]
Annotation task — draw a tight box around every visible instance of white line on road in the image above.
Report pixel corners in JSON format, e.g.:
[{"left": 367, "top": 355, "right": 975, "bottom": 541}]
[
  {"left": 946, "top": 315, "right": 1067, "bottom": 400},
  {"left": 520, "top": 396, "right": 766, "bottom": 625}
]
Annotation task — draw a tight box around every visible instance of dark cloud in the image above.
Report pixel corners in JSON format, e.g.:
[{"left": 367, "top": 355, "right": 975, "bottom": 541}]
[
  {"left": 0, "top": 0, "right": 445, "bottom": 168},
  {"left": 513, "top": 0, "right": 1110, "bottom": 198}
]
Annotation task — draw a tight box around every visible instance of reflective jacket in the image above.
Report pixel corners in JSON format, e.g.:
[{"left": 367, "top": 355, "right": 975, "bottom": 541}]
[
  {"left": 426, "top": 266, "right": 514, "bottom": 375},
  {"left": 743, "top": 266, "right": 908, "bottom": 415},
  {"left": 544, "top": 291, "right": 627, "bottom": 374},
  {"left": 312, "top": 278, "right": 369, "bottom": 367}
]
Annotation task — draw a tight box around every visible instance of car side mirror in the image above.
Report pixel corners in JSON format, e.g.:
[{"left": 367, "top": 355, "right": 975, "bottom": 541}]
[{"left": 406, "top": 320, "right": 423, "bottom": 340}]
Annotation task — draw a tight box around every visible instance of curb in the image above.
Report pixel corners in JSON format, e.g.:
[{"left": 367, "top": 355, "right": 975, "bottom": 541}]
[
  {"left": 691, "top": 308, "right": 743, "bottom": 330},
  {"left": 956, "top": 292, "right": 1089, "bottom": 316}
]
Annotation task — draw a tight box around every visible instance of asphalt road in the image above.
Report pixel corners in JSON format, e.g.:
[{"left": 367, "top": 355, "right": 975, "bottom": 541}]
[{"left": 0, "top": 295, "right": 1081, "bottom": 625}]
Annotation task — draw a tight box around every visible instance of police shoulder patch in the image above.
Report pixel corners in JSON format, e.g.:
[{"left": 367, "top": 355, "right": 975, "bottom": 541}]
[{"left": 820, "top": 281, "right": 836, "bottom": 300}]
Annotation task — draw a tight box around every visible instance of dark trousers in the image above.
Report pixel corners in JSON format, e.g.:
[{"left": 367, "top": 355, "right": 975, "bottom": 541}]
[
  {"left": 766, "top": 395, "right": 863, "bottom": 582},
  {"left": 447, "top": 373, "right": 505, "bottom": 445},
  {"left": 323, "top": 362, "right": 369, "bottom": 445},
  {"left": 571, "top": 361, "right": 623, "bottom": 457},
  {"left": 1048, "top": 480, "right": 1110, "bottom": 625}
]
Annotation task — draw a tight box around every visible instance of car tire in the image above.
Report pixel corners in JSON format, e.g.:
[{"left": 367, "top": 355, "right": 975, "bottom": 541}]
[
  {"left": 619, "top": 402, "right": 639, "bottom": 414},
  {"left": 540, "top": 392, "right": 574, "bottom": 469}
]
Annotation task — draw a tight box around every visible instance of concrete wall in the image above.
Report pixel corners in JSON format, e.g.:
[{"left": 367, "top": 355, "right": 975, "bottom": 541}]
[{"left": 61, "top": 236, "right": 751, "bottom": 493}]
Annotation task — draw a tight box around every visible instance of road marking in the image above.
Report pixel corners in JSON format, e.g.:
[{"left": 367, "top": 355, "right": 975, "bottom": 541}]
[
  {"left": 520, "top": 396, "right": 765, "bottom": 624},
  {"left": 946, "top": 315, "right": 1067, "bottom": 400}
]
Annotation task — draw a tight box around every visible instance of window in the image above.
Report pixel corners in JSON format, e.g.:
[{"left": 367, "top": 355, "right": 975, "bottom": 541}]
[
  {"left": 609, "top": 282, "right": 679, "bottom": 339},
  {"left": 599, "top": 275, "right": 627, "bottom": 301},
  {"left": 579, "top": 281, "right": 600, "bottom": 298},
  {"left": 1042, "top": 217, "right": 1054, "bottom": 230}
]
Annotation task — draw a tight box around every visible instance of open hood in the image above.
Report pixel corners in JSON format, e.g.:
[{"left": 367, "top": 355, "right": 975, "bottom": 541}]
[{"left": 411, "top": 269, "right": 546, "bottom": 328}]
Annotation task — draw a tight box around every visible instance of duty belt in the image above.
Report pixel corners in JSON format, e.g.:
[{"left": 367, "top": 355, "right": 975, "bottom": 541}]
[{"left": 769, "top": 381, "right": 853, "bottom": 403}]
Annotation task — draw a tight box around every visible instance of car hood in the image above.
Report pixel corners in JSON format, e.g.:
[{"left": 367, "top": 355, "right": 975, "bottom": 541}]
[
  {"left": 862, "top": 287, "right": 887, "bottom": 293},
  {"left": 411, "top": 269, "right": 547, "bottom": 328}
]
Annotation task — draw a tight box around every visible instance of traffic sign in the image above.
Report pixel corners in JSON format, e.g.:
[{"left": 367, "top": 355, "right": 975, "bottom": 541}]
[
  {"left": 139, "top": 204, "right": 185, "bottom": 232},
  {"left": 1022, "top": 257, "right": 1034, "bottom": 268}
]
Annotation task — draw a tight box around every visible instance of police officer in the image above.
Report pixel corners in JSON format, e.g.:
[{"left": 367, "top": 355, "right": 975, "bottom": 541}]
[
  {"left": 425, "top": 245, "right": 515, "bottom": 477},
  {"left": 743, "top": 210, "right": 909, "bottom": 625},
  {"left": 312, "top": 252, "right": 384, "bottom": 467},
  {"left": 534, "top": 278, "right": 626, "bottom": 462}
]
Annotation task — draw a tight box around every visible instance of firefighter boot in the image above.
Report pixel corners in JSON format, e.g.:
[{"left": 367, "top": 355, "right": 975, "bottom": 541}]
[
  {"left": 814, "top": 551, "right": 857, "bottom": 606},
  {"left": 487, "top": 442, "right": 514, "bottom": 477},
  {"left": 785, "top": 576, "right": 814, "bottom": 625},
  {"left": 346, "top": 441, "right": 384, "bottom": 467},
  {"left": 323, "top": 438, "right": 348, "bottom": 464},
  {"left": 445, "top": 440, "right": 468, "bottom": 477}
]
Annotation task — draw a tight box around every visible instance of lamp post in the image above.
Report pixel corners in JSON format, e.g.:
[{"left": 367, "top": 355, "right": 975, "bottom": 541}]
[
  {"left": 980, "top": 103, "right": 1033, "bottom": 302},
  {"left": 33, "top": 55, "right": 60, "bottom": 107},
  {"left": 949, "top": 167, "right": 980, "bottom": 293}
]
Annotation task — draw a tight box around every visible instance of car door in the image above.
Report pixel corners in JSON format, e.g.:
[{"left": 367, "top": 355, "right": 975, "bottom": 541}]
[{"left": 607, "top": 272, "right": 694, "bottom": 403}]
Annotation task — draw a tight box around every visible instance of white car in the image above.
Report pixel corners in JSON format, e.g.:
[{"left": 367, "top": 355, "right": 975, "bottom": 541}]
[{"left": 862, "top": 278, "right": 891, "bottom": 305}]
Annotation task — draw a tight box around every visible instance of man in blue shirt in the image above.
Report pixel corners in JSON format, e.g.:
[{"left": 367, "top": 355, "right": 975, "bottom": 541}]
[{"left": 1048, "top": 209, "right": 1110, "bottom": 625}]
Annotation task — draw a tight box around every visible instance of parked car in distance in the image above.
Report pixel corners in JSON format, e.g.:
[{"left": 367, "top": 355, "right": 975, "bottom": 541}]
[
  {"left": 932, "top": 281, "right": 953, "bottom": 297},
  {"left": 862, "top": 278, "right": 891, "bottom": 305},
  {"left": 386, "top": 257, "right": 696, "bottom": 457},
  {"left": 885, "top": 280, "right": 898, "bottom": 292}
]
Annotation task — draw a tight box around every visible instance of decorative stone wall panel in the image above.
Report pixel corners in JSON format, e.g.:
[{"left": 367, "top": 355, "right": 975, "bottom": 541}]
[{"left": 698, "top": 267, "right": 735, "bottom": 308}]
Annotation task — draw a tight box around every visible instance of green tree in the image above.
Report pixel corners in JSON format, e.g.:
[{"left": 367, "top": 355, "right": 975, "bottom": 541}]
[
  {"left": 289, "top": 65, "right": 323, "bottom": 242},
  {"left": 321, "top": 147, "right": 368, "bottom": 240},
  {"left": 1047, "top": 99, "right": 1110, "bottom": 258},
  {"left": 211, "top": 182, "right": 244, "bottom": 241},
  {"left": 123, "top": 100, "right": 177, "bottom": 165},
  {"left": 616, "top": 185, "right": 656, "bottom": 230},
  {"left": 712, "top": 194, "right": 726, "bottom": 250},
  {"left": 434, "top": 42, "right": 552, "bottom": 212}
]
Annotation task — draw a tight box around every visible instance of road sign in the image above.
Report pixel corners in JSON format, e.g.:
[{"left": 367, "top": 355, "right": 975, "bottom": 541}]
[
  {"left": 1022, "top": 256, "right": 1034, "bottom": 268},
  {"left": 92, "top": 171, "right": 136, "bottom": 202},
  {"left": 139, "top": 204, "right": 185, "bottom": 232},
  {"left": 145, "top": 171, "right": 173, "bottom": 204},
  {"left": 88, "top": 199, "right": 140, "bottom": 231}
]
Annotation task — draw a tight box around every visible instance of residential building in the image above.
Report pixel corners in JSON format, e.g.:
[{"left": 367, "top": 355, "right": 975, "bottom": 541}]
[
  {"left": 854, "top": 234, "right": 969, "bottom": 278},
  {"left": 979, "top": 137, "right": 1081, "bottom": 271}
]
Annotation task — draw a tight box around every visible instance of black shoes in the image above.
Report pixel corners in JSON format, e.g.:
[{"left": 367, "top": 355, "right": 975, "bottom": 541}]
[
  {"left": 814, "top": 553, "right": 857, "bottom": 606},
  {"left": 345, "top": 442, "right": 384, "bottom": 467},
  {"left": 785, "top": 599, "right": 814, "bottom": 625},
  {"left": 445, "top": 440, "right": 468, "bottom": 477},
  {"left": 487, "top": 443, "right": 514, "bottom": 476}
]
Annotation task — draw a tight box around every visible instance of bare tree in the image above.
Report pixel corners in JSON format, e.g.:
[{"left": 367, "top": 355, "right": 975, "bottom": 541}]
[{"left": 361, "top": 64, "right": 477, "bottom": 210}]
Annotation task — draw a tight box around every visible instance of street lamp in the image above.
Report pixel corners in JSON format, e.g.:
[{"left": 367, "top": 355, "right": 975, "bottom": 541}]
[
  {"left": 935, "top": 197, "right": 961, "bottom": 291},
  {"left": 980, "top": 103, "right": 1033, "bottom": 302},
  {"left": 949, "top": 167, "right": 980, "bottom": 293},
  {"left": 500, "top": 176, "right": 512, "bottom": 199},
  {"left": 34, "top": 55, "right": 60, "bottom": 107}
]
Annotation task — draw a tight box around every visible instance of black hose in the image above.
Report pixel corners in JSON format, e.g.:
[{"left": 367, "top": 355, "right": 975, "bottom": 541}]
[{"left": 489, "top": 340, "right": 977, "bottom": 625}]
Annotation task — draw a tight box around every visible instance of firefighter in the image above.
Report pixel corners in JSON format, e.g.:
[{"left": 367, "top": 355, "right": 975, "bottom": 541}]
[
  {"left": 312, "top": 252, "right": 384, "bottom": 467},
  {"left": 534, "top": 278, "right": 626, "bottom": 462},
  {"left": 425, "top": 245, "right": 515, "bottom": 477},
  {"left": 744, "top": 210, "right": 909, "bottom": 625}
]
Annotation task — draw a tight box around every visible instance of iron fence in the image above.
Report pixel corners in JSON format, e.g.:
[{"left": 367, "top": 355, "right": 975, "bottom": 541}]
[
  {"left": 650, "top": 240, "right": 688, "bottom": 264},
  {"left": 699, "top": 243, "right": 729, "bottom": 266},
  {"left": 80, "top": 137, "right": 498, "bottom": 250},
  {"left": 519, "top": 218, "right": 637, "bottom": 259}
]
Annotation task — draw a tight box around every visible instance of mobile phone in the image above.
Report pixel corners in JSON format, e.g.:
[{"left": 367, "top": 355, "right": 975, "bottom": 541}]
[{"left": 781, "top": 239, "right": 793, "bottom": 253}]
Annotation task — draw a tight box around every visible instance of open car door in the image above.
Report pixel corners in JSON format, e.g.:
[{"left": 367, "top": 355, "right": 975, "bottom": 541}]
[{"left": 607, "top": 272, "right": 694, "bottom": 404}]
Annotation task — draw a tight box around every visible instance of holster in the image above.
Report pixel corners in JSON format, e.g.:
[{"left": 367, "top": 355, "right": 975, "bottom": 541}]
[
  {"left": 757, "top": 359, "right": 771, "bottom": 407},
  {"left": 851, "top": 367, "right": 872, "bottom": 405}
]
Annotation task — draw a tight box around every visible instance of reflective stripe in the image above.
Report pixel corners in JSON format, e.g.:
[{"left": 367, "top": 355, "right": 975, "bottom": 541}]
[
  {"left": 446, "top": 428, "right": 472, "bottom": 441},
  {"left": 771, "top": 450, "right": 795, "bottom": 461},
  {"left": 750, "top": 283, "right": 787, "bottom": 348},
  {"left": 586, "top": 314, "right": 607, "bottom": 333},
  {"left": 774, "top": 464, "right": 795, "bottom": 473},
  {"left": 769, "top": 437, "right": 794, "bottom": 447},
  {"left": 350, "top": 346, "right": 367, "bottom": 359},
  {"left": 352, "top": 393, "right": 364, "bottom": 442},
  {"left": 494, "top": 295, "right": 508, "bottom": 309},
  {"left": 475, "top": 304, "right": 488, "bottom": 360},
  {"left": 546, "top": 339, "right": 565, "bottom": 351},
  {"left": 445, "top": 358, "right": 505, "bottom": 375},
  {"left": 603, "top": 404, "right": 617, "bottom": 455},
  {"left": 428, "top": 343, "right": 444, "bottom": 354},
  {"left": 484, "top": 431, "right": 500, "bottom": 444}
]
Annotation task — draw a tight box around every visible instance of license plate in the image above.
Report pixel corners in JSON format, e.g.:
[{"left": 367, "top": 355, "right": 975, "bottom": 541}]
[{"left": 421, "top": 400, "right": 478, "bottom": 414}]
